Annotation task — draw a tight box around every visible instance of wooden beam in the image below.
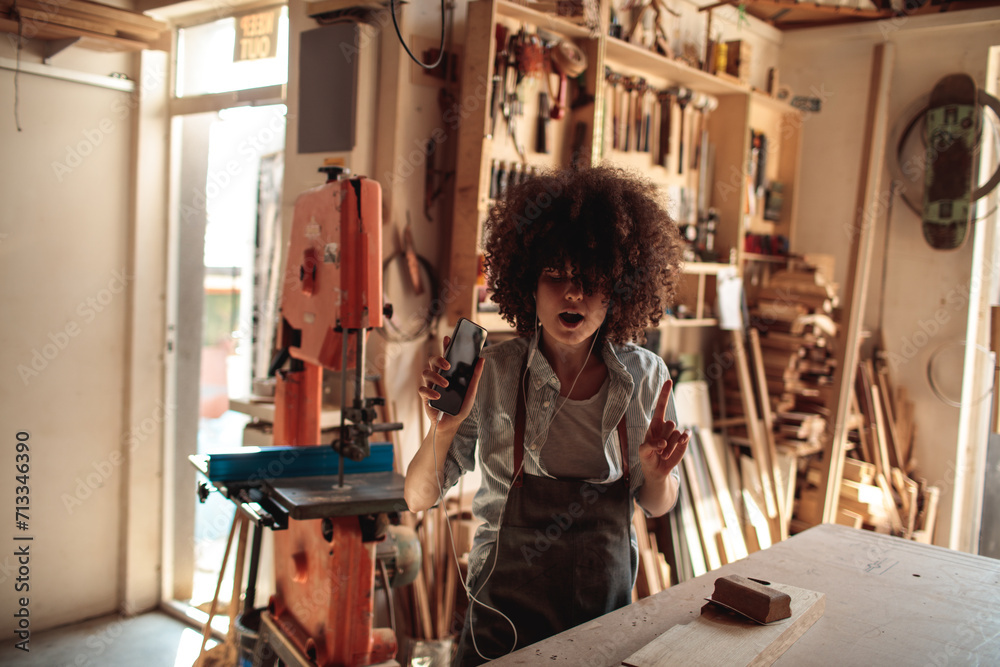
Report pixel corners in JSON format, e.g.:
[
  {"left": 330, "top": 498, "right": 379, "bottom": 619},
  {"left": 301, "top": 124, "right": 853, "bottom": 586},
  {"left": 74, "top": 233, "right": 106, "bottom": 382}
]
[
  {"left": 731, "top": 330, "right": 779, "bottom": 534},
  {"left": 749, "top": 327, "right": 787, "bottom": 539},
  {"left": 445, "top": 0, "right": 495, "bottom": 327},
  {"left": 818, "top": 42, "right": 894, "bottom": 525},
  {"left": 992, "top": 305, "right": 1000, "bottom": 434}
]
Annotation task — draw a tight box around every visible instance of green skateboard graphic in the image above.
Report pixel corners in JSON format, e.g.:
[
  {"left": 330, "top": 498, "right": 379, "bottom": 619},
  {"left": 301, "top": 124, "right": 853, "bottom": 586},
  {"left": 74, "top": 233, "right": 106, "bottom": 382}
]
[{"left": 922, "top": 74, "right": 978, "bottom": 250}]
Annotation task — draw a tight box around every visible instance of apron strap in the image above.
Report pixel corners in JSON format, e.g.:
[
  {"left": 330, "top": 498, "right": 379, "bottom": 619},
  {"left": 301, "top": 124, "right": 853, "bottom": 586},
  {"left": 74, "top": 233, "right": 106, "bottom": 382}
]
[
  {"left": 513, "top": 350, "right": 630, "bottom": 487},
  {"left": 514, "top": 355, "right": 528, "bottom": 487},
  {"left": 617, "top": 417, "right": 629, "bottom": 485}
]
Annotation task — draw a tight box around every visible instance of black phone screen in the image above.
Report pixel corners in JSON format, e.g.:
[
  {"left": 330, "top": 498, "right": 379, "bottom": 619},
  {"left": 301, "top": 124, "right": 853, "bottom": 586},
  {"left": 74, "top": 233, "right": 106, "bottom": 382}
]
[{"left": 430, "top": 318, "right": 487, "bottom": 416}]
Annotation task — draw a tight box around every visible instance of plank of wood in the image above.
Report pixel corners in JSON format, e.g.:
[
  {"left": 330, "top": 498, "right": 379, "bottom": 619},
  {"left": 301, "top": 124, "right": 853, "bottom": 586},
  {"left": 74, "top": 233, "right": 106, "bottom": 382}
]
[
  {"left": 868, "top": 374, "right": 893, "bottom": 479},
  {"left": 656, "top": 552, "right": 672, "bottom": 590},
  {"left": 684, "top": 437, "right": 724, "bottom": 571},
  {"left": 776, "top": 452, "right": 797, "bottom": 538},
  {"left": 749, "top": 328, "right": 786, "bottom": 539},
  {"left": 621, "top": 581, "right": 825, "bottom": 667},
  {"left": 63, "top": 0, "right": 166, "bottom": 30},
  {"left": 0, "top": 13, "right": 146, "bottom": 50},
  {"left": 818, "top": 42, "right": 895, "bottom": 524},
  {"left": 895, "top": 385, "right": 915, "bottom": 471},
  {"left": 412, "top": 570, "right": 434, "bottom": 640},
  {"left": 442, "top": 545, "right": 457, "bottom": 639},
  {"left": 435, "top": 506, "right": 447, "bottom": 638},
  {"left": 836, "top": 507, "right": 863, "bottom": 529},
  {"left": 905, "top": 477, "right": 919, "bottom": 537},
  {"left": 700, "top": 430, "right": 748, "bottom": 562},
  {"left": 740, "top": 456, "right": 772, "bottom": 552},
  {"left": 13, "top": 0, "right": 162, "bottom": 40},
  {"left": 842, "top": 456, "right": 875, "bottom": 484},
  {"left": 849, "top": 391, "right": 874, "bottom": 465},
  {"left": 731, "top": 331, "right": 779, "bottom": 533},
  {"left": 875, "top": 472, "right": 904, "bottom": 535},
  {"left": 445, "top": 0, "right": 495, "bottom": 325},
  {"left": 678, "top": 466, "right": 709, "bottom": 579},
  {"left": 993, "top": 305, "right": 1000, "bottom": 434},
  {"left": 914, "top": 485, "right": 940, "bottom": 543},
  {"left": 668, "top": 502, "right": 694, "bottom": 582},
  {"left": 633, "top": 507, "right": 659, "bottom": 597},
  {"left": 15, "top": 6, "right": 117, "bottom": 35}
]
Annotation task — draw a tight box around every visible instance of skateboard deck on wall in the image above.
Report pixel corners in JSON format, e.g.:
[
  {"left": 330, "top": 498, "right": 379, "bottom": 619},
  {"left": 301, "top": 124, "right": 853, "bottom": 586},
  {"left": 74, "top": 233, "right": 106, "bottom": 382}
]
[{"left": 922, "top": 73, "right": 978, "bottom": 251}]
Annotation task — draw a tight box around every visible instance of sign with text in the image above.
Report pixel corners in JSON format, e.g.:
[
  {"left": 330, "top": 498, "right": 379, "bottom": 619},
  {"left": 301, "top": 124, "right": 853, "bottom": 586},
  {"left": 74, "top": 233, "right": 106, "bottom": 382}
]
[{"left": 234, "top": 6, "right": 281, "bottom": 62}]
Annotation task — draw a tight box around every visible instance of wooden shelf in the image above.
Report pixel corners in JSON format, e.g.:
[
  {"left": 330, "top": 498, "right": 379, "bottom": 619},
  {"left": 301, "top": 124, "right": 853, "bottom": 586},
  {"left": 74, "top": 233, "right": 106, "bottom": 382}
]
[
  {"left": 662, "top": 317, "right": 718, "bottom": 328},
  {"left": 603, "top": 36, "right": 748, "bottom": 96},
  {"left": 447, "top": 0, "right": 804, "bottom": 332},
  {"left": 743, "top": 253, "right": 789, "bottom": 264},
  {"left": 682, "top": 262, "right": 733, "bottom": 276},
  {"left": 750, "top": 89, "right": 801, "bottom": 114},
  {"left": 496, "top": 0, "right": 593, "bottom": 38},
  {"left": 0, "top": 0, "right": 168, "bottom": 53}
]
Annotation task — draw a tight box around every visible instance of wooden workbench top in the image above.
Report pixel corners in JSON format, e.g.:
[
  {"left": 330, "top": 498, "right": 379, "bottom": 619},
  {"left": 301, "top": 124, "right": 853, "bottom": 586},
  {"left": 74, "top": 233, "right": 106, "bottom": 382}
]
[{"left": 490, "top": 524, "right": 1000, "bottom": 665}]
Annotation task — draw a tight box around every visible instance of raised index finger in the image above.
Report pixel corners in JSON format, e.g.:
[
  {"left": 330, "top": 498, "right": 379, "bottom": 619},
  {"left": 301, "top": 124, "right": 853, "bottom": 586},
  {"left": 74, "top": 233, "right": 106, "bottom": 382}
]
[{"left": 653, "top": 379, "right": 672, "bottom": 427}]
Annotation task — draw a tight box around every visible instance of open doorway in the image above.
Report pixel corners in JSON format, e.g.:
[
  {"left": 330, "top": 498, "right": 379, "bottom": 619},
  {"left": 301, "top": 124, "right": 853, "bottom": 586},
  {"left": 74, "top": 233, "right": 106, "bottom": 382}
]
[{"left": 164, "top": 6, "right": 289, "bottom": 620}]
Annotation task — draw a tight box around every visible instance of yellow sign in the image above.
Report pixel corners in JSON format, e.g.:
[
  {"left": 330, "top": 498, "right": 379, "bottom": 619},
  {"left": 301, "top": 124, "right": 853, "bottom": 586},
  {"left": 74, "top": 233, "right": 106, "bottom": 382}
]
[{"left": 234, "top": 7, "right": 281, "bottom": 62}]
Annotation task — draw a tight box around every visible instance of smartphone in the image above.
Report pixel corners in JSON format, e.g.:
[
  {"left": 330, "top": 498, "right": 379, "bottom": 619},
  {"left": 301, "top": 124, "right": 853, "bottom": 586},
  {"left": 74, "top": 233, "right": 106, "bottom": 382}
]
[{"left": 430, "top": 318, "right": 488, "bottom": 416}]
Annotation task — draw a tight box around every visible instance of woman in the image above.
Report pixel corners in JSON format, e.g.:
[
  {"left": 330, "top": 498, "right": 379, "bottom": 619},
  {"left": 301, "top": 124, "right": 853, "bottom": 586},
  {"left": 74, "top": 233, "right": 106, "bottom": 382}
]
[{"left": 404, "top": 165, "right": 689, "bottom": 665}]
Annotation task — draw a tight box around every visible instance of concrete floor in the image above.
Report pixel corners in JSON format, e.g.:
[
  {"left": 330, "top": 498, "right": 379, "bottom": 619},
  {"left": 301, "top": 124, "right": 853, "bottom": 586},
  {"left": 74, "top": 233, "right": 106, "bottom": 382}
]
[{"left": 0, "top": 610, "right": 218, "bottom": 667}]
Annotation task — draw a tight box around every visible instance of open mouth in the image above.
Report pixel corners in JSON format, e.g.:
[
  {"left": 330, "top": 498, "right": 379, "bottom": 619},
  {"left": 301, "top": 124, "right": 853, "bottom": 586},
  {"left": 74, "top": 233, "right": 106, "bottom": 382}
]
[{"left": 559, "top": 312, "right": 584, "bottom": 325}]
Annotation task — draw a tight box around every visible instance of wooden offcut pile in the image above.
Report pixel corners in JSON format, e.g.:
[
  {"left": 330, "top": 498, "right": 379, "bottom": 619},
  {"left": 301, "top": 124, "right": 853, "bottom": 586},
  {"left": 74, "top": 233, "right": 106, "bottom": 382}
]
[
  {"left": 795, "top": 356, "right": 938, "bottom": 542},
  {"left": 745, "top": 264, "right": 839, "bottom": 459}
]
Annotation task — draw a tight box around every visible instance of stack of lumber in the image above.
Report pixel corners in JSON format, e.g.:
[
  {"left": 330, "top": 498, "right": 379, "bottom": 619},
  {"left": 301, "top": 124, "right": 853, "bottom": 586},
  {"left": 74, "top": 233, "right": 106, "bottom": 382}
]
[
  {"left": 795, "top": 356, "right": 939, "bottom": 543},
  {"left": 632, "top": 508, "right": 671, "bottom": 599},
  {"left": 689, "top": 259, "right": 839, "bottom": 559},
  {"left": 397, "top": 499, "right": 476, "bottom": 643},
  {"left": 0, "top": 0, "right": 167, "bottom": 52},
  {"left": 657, "top": 381, "right": 753, "bottom": 585},
  {"left": 747, "top": 264, "right": 840, "bottom": 458}
]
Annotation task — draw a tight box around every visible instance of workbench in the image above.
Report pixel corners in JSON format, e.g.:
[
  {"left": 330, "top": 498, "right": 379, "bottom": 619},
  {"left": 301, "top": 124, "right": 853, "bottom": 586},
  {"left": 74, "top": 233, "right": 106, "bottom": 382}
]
[{"left": 491, "top": 524, "right": 1000, "bottom": 665}]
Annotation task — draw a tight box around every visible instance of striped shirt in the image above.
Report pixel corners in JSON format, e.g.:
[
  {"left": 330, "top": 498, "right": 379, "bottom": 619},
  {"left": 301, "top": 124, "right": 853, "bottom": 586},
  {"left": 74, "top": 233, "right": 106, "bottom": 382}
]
[{"left": 441, "top": 331, "right": 680, "bottom": 585}]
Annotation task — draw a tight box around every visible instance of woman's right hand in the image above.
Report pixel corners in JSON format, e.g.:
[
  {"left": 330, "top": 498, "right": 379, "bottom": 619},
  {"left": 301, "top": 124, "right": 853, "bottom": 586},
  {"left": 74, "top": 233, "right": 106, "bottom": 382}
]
[{"left": 417, "top": 335, "right": 485, "bottom": 432}]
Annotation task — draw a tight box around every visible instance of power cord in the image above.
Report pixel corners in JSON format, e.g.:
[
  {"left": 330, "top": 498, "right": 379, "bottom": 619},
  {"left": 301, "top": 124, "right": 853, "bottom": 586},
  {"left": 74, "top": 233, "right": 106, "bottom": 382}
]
[
  {"left": 390, "top": 0, "right": 446, "bottom": 70},
  {"left": 427, "top": 328, "right": 601, "bottom": 660},
  {"left": 430, "top": 410, "right": 519, "bottom": 661}
]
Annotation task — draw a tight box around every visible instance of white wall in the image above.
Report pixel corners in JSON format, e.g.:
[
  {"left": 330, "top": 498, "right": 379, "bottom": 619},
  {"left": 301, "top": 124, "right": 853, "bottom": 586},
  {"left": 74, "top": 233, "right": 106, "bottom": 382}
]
[
  {"left": 0, "top": 35, "right": 168, "bottom": 637},
  {"left": 779, "top": 9, "right": 1000, "bottom": 549}
]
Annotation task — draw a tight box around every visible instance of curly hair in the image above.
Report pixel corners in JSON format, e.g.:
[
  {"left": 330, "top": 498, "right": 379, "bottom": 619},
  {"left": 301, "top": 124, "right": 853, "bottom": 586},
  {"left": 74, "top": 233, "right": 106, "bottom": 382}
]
[{"left": 482, "top": 164, "right": 684, "bottom": 344}]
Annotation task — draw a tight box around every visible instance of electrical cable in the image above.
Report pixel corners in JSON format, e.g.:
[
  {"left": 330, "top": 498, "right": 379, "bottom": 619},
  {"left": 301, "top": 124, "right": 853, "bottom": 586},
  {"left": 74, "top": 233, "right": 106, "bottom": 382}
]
[
  {"left": 378, "top": 558, "right": 396, "bottom": 639},
  {"left": 926, "top": 340, "right": 994, "bottom": 408},
  {"left": 377, "top": 251, "right": 440, "bottom": 343},
  {"left": 13, "top": 7, "right": 23, "bottom": 132},
  {"left": 429, "top": 411, "right": 519, "bottom": 661},
  {"left": 390, "top": 0, "right": 446, "bottom": 70}
]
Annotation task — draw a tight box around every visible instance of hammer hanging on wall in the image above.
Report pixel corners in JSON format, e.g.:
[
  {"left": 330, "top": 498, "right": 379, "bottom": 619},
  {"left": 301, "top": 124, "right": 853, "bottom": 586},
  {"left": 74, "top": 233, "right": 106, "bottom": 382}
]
[
  {"left": 674, "top": 87, "right": 692, "bottom": 175},
  {"left": 657, "top": 89, "right": 673, "bottom": 168}
]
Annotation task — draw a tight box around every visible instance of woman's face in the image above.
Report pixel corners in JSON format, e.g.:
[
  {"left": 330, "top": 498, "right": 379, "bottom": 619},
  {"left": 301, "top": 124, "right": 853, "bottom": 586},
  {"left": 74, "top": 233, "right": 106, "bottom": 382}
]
[{"left": 535, "top": 263, "right": 609, "bottom": 350}]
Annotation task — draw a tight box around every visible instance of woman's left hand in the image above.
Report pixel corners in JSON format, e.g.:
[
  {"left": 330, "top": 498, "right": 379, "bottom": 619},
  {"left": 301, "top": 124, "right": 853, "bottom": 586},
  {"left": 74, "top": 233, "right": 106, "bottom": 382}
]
[{"left": 638, "top": 379, "right": 689, "bottom": 481}]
